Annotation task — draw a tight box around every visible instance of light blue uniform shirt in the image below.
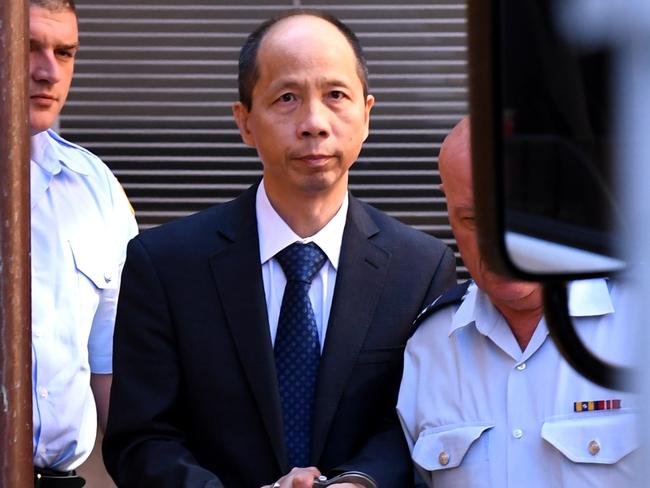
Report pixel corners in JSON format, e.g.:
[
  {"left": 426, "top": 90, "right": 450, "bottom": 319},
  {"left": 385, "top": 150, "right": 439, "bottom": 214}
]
[
  {"left": 31, "top": 129, "right": 138, "bottom": 470},
  {"left": 398, "top": 279, "right": 639, "bottom": 488}
]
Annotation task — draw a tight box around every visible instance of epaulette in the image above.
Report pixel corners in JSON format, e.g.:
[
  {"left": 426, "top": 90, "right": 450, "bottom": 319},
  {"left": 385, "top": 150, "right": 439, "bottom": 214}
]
[{"left": 409, "top": 280, "right": 471, "bottom": 338}]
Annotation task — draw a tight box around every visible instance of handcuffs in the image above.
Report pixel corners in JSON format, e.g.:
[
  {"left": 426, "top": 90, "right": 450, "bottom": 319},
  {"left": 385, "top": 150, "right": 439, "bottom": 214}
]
[
  {"left": 271, "top": 470, "right": 378, "bottom": 488},
  {"left": 313, "top": 471, "right": 378, "bottom": 487}
]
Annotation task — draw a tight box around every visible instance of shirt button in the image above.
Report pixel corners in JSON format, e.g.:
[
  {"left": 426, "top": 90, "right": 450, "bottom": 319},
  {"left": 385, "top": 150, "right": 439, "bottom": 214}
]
[
  {"left": 104, "top": 272, "right": 113, "bottom": 284},
  {"left": 39, "top": 388, "right": 48, "bottom": 399},
  {"left": 34, "top": 330, "right": 42, "bottom": 338},
  {"left": 438, "top": 451, "right": 450, "bottom": 466},
  {"left": 516, "top": 362, "right": 527, "bottom": 371},
  {"left": 512, "top": 428, "right": 523, "bottom": 439},
  {"left": 588, "top": 440, "right": 601, "bottom": 456}
]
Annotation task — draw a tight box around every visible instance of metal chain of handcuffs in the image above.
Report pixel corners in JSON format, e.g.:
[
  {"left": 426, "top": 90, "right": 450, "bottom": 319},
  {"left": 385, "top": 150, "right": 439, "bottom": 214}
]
[{"left": 271, "top": 470, "right": 378, "bottom": 488}]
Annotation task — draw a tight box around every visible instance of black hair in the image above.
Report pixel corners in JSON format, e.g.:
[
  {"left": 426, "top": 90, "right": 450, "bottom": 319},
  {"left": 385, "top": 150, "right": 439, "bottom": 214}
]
[{"left": 238, "top": 9, "right": 369, "bottom": 110}]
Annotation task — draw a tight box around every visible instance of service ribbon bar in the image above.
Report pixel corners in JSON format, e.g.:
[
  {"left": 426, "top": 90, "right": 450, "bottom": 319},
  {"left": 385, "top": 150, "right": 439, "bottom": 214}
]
[{"left": 574, "top": 399, "right": 621, "bottom": 412}]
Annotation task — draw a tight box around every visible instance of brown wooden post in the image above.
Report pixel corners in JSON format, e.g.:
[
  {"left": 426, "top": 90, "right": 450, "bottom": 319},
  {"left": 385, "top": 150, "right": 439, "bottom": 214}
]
[{"left": 0, "top": 0, "right": 33, "bottom": 486}]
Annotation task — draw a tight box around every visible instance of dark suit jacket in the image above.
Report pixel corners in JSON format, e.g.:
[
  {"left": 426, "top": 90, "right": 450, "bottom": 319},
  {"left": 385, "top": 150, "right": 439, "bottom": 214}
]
[{"left": 103, "top": 185, "right": 456, "bottom": 487}]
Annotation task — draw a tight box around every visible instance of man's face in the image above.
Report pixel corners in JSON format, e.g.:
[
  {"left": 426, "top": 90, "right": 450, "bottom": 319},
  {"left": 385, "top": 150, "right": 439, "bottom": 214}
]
[
  {"left": 29, "top": 6, "right": 78, "bottom": 135},
  {"left": 441, "top": 145, "right": 541, "bottom": 312},
  {"left": 233, "top": 15, "right": 374, "bottom": 202}
]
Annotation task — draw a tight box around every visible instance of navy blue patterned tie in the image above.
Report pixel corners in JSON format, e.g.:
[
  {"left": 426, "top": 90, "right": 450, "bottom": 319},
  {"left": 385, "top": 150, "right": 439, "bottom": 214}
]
[{"left": 274, "top": 242, "right": 327, "bottom": 468}]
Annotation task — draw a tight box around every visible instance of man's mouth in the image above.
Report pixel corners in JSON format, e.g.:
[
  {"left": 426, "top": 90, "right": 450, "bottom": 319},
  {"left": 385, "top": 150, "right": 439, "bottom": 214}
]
[
  {"left": 297, "top": 154, "right": 334, "bottom": 165},
  {"left": 30, "top": 94, "right": 57, "bottom": 102}
]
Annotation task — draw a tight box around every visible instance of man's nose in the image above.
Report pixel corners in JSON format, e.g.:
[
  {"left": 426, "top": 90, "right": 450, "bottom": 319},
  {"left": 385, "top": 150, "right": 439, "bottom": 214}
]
[
  {"left": 297, "top": 100, "right": 331, "bottom": 138},
  {"left": 31, "top": 51, "right": 61, "bottom": 84}
]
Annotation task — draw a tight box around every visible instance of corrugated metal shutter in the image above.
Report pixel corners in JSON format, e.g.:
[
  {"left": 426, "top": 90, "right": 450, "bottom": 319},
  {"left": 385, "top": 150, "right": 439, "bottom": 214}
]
[{"left": 61, "top": 0, "right": 469, "bottom": 277}]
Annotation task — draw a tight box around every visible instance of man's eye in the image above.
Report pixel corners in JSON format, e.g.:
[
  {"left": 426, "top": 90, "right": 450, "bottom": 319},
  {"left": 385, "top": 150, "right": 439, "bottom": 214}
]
[
  {"left": 330, "top": 90, "right": 345, "bottom": 100},
  {"left": 56, "top": 49, "right": 75, "bottom": 59},
  {"left": 463, "top": 217, "right": 477, "bottom": 228},
  {"left": 279, "top": 93, "right": 295, "bottom": 103}
]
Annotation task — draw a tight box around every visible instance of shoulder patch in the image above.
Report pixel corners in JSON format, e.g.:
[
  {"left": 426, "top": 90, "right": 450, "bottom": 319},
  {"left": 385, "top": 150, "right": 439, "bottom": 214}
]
[{"left": 410, "top": 280, "right": 471, "bottom": 338}]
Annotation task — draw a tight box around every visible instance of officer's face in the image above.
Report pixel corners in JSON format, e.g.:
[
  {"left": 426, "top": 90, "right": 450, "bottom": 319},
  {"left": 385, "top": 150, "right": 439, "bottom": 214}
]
[
  {"left": 29, "top": 6, "right": 78, "bottom": 135},
  {"left": 440, "top": 128, "right": 542, "bottom": 314}
]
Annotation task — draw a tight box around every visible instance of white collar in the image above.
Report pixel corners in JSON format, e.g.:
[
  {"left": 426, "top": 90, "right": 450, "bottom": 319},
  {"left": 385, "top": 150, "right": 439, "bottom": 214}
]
[
  {"left": 31, "top": 130, "right": 62, "bottom": 175},
  {"left": 31, "top": 129, "right": 89, "bottom": 176},
  {"left": 449, "top": 278, "right": 615, "bottom": 337},
  {"left": 450, "top": 282, "right": 502, "bottom": 337},
  {"left": 256, "top": 180, "right": 348, "bottom": 270},
  {"left": 566, "top": 278, "right": 614, "bottom": 316}
]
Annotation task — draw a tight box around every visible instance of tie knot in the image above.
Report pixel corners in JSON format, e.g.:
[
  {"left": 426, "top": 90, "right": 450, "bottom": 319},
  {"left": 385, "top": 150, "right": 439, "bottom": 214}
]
[{"left": 276, "top": 242, "right": 327, "bottom": 284}]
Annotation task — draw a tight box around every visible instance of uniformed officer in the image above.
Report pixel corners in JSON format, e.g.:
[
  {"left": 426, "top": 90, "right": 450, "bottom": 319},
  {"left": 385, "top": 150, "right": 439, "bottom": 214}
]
[
  {"left": 29, "top": 1, "right": 137, "bottom": 486},
  {"left": 397, "top": 117, "right": 638, "bottom": 487}
]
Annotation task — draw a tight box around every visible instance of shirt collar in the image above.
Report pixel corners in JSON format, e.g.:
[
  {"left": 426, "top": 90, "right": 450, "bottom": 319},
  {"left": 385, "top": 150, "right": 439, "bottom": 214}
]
[
  {"left": 450, "top": 282, "right": 502, "bottom": 336},
  {"left": 31, "top": 130, "right": 89, "bottom": 176},
  {"left": 31, "top": 130, "right": 62, "bottom": 175},
  {"left": 256, "top": 180, "right": 348, "bottom": 270},
  {"left": 449, "top": 278, "right": 614, "bottom": 337},
  {"left": 567, "top": 278, "right": 614, "bottom": 316}
]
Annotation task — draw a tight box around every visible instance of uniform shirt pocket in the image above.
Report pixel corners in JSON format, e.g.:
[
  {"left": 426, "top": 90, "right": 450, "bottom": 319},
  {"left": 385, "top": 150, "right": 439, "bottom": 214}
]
[
  {"left": 413, "top": 422, "right": 494, "bottom": 487},
  {"left": 69, "top": 234, "right": 119, "bottom": 291},
  {"left": 69, "top": 233, "right": 122, "bottom": 373},
  {"left": 541, "top": 411, "right": 639, "bottom": 464}
]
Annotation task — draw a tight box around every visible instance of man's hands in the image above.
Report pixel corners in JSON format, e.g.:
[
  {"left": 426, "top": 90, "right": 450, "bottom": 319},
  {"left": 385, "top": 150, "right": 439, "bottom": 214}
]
[
  {"left": 261, "top": 467, "right": 364, "bottom": 488},
  {"left": 261, "top": 467, "right": 320, "bottom": 488}
]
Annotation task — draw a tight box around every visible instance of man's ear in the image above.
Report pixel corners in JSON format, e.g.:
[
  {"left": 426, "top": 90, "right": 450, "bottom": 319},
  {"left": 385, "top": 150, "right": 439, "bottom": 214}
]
[
  {"left": 439, "top": 182, "right": 446, "bottom": 195},
  {"left": 361, "top": 94, "right": 375, "bottom": 142},
  {"left": 232, "top": 102, "right": 255, "bottom": 147}
]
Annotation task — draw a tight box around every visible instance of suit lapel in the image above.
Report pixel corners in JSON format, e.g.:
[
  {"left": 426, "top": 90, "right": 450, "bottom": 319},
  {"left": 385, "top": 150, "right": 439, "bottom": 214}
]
[
  {"left": 208, "top": 186, "right": 287, "bottom": 471},
  {"left": 311, "top": 196, "right": 391, "bottom": 462}
]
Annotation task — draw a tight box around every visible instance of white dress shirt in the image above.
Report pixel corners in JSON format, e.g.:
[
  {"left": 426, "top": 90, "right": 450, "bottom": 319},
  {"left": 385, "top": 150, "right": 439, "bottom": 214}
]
[
  {"left": 31, "top": 130, "right": 138, "bottom": 470},
  {"left": 256, "top": 181, "right": 347, "bottom": 350},
  {"left": 397, "top": 278, "right": 639, "bottom": 487}
]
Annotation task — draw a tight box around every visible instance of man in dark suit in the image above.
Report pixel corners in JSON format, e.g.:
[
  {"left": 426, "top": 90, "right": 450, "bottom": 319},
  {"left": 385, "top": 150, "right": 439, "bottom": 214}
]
[{"left": 103, "top": 9, "right": 456, "bottom": 488}]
